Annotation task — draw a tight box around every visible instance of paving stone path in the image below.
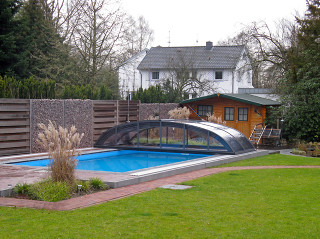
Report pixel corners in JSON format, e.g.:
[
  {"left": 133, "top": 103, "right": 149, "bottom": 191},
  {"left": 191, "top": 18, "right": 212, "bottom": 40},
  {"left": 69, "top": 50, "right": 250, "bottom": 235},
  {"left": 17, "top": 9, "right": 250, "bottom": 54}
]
[{"left": 1, "top": 165, "right": 320, "bottom": 211}]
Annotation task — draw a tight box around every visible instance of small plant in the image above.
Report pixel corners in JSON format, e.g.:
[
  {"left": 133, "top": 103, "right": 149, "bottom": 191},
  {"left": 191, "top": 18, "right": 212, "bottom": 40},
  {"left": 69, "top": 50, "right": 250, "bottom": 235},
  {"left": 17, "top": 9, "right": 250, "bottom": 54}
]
[
  {"left": 74, "top": 180, "right": 91, "bottom": 193},
  {"left": 37, "top": 121, "right": 84, "bottom": 184},
  {"left": 13, "top": 183, "right": 30, "bottom": 195},
  {"left": 291, "top": 148, "right": 307, "bottom": 156},
  {"left": 89, "top": 178, "right": 107, "bottom": 190},
  {"left": 28, "top": 179, "right": 71, "bottom": 202}
]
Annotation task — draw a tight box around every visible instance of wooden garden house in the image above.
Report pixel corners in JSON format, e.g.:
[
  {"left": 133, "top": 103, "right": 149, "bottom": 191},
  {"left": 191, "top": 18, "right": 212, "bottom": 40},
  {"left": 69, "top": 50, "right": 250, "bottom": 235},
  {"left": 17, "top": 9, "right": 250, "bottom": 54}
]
[{"left": 180, "top": 93, "right": 281, "bottom": 139}]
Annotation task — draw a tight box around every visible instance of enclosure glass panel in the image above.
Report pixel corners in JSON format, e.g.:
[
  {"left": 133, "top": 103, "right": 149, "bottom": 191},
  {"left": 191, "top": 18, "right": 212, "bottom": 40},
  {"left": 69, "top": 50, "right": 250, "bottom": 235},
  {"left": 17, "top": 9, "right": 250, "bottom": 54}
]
[
  {"left": 136, "top": 128, "right": 161, "bottom": 147},
  {"left": 161, "top": 127, "right": 184, "bottom": 148}
]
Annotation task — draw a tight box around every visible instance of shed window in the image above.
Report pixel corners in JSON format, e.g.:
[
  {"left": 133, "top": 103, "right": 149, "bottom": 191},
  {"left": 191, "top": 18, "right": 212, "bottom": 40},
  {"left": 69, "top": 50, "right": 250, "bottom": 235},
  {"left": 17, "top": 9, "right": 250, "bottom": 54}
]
[
  {"left": 215, "top": 71, "right": 223, "bottom": 80},
  {"left": 224, "top": 107, "right": 234, "bottom": 121},
  {"left": 152, "top": 72, "right": 159, "bottom": 79},
  {"left": 238, "top": 108, "right": 248, "bottom": 121},
  {"left": 198, "top": 105, "right": 213, "bottom": 116}
]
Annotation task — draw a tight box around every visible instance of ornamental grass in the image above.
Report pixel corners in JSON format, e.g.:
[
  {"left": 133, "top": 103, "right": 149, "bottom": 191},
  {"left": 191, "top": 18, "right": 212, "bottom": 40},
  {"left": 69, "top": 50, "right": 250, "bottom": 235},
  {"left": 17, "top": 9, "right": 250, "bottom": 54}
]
[{"left": 37, "top": 121, "right": 84, "bottom": 184}]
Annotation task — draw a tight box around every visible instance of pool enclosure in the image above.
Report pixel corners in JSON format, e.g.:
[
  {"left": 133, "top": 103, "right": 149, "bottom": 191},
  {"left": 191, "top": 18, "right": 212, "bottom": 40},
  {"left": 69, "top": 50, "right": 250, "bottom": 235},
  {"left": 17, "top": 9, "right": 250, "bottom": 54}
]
[{"left": 94, "top": 120, "right": 255, "bottom": 155}]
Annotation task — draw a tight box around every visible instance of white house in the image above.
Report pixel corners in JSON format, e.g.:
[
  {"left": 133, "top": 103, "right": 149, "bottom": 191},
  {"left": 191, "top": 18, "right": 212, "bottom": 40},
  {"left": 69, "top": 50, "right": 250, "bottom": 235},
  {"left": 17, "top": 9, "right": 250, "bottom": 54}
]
[
  {"left": 118, "top": 42, "right": 253, "bottom": 98},
  {"left": 118, "top": 49, "right": 148, "bottom": 99}
]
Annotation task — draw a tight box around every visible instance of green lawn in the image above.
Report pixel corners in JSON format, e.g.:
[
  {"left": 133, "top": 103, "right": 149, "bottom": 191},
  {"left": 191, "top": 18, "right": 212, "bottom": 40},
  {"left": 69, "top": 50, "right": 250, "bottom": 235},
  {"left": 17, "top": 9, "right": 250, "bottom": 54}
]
[
  {"left": 2, "top": 167, "right": 320, "bottom": 238},
  {"left": 218, "top": 153, "right": 320, "bottom": 167}
]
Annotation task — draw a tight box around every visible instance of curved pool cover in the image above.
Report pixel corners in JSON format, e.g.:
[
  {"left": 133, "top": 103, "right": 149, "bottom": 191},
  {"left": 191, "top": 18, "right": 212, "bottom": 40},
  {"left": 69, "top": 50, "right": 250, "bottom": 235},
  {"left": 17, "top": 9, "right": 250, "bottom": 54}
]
[{"left": 94, "top": 119, "right": 255, "bottom": 155}]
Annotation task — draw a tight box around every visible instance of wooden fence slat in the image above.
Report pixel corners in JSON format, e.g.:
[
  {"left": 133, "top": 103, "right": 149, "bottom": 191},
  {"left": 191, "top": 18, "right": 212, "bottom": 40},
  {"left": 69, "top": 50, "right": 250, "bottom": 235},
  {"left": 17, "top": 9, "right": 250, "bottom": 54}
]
[
  {"left": 0, "top": 106, "right": 29, "bottom": 112},
  {"left": 93, "top": 123, "right": 115, "bottom": 129},
  {"left": 0, "top": 114, "right": 29, "bottom": 119},
  {"left": 0, "top": 127, "right": 29, "bottom": 134},
  {"left": 93, "top": 112, "right": 117, "bottom": 117},
  {"left": 93, "top": 100, "right": 117, "bottom": 104},
  {"left": 0, "top": 98, "right": 30, "bottom": 103},
  {"left": 0, "top": 134, "right": 29, "bottom": 141},
  {"left": 0, "top": 141, "right": 30, "bottom": 149},
  {"left": 0, "top": 120, "right": 29, "bottom": 127},
  {"left": 93, "top": 112, "right": 116, "bottom": 117},
  {"left": 93, "top": 105, "right": 117, "bottom": 109},
  {"left": 0, "top": 148, "right": 30, "bottom": 156}
]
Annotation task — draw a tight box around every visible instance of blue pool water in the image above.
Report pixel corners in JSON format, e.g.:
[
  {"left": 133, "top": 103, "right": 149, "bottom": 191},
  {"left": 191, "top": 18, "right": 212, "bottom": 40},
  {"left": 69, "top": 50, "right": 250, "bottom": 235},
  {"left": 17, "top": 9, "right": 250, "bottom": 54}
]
[{"left": 13, "top": 150, "right": 210, "bottom": 172}]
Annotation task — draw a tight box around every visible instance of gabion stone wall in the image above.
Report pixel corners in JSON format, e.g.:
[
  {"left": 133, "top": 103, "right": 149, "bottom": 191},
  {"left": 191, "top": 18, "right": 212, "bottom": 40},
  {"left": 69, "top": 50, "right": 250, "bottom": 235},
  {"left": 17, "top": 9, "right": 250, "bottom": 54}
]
[
  {"left": 139, "top": 103, "right": 179, "bottom": 120},
  {"left": 64, "top": 100, "right": 93, "bottom": 150},
  {"left": 31, "top": 99, "right": 93, "bottom": 153}
]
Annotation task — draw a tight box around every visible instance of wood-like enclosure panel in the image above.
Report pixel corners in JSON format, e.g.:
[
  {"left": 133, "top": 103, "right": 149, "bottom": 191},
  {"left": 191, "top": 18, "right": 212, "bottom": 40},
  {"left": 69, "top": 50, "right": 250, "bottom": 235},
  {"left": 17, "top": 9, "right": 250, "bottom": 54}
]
[{"left": 0, "top": 99, "right": 30, "bottom": 156}]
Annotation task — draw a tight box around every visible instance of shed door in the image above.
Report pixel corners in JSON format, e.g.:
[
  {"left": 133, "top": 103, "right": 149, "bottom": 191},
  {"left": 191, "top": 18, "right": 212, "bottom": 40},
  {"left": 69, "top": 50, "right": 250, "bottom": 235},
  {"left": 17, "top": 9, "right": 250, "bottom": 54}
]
[{"left": 235, "top": 107, "right": 251, "bottom": 138}]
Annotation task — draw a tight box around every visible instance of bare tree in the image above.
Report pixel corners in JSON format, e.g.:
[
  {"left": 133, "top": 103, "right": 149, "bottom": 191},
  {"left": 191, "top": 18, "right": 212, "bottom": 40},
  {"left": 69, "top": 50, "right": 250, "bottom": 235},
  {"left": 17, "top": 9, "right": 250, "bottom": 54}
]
[
  {"left": 39, "top": 0, "right": 84, "bottom": 44},
  {"left": 72, "top": 0, "right": 125, "bottom": 85},
  {"left": 117, "top": 15, "right": 154, "bottom": 63},
  {"left": 219, "top": 19, "right": 299, "bottom": 88},
  {"left": 163, "top": 49, "right": 216, "bottom": 98}
]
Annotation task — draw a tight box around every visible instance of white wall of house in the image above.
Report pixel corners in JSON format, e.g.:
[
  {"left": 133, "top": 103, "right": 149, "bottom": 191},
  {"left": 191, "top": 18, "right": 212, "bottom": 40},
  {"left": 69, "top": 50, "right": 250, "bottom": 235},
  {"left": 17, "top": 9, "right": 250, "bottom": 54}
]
[
  {"left": 139, "top": 67, "right": 253, "bottom": 96},
  {"left": 233, "top": 49, "right": 254, "bottom": 93},
  {"left": 118, "top": 50, "right": 147, "bottom": 99}
]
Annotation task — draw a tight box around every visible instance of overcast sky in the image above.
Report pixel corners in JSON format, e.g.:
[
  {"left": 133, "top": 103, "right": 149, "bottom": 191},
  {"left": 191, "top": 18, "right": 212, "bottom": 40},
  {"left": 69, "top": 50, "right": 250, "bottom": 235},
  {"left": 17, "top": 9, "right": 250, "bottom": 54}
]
[{"left": 121, "top": 0, "right": 307, "bottom": 47}]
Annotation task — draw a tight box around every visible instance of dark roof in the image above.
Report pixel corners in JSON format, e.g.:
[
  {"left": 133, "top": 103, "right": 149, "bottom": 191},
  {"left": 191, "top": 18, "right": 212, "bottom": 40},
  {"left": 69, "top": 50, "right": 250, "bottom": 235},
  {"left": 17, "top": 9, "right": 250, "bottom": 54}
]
[
  {"left": 118, "top": 49, "right": 148, "bottom": 68},
  {"left": 137, "top": 45, "right": 245, "bottom": 70},
  {"left": 180, "top": 93, "right": 281, "bottom": 106}
]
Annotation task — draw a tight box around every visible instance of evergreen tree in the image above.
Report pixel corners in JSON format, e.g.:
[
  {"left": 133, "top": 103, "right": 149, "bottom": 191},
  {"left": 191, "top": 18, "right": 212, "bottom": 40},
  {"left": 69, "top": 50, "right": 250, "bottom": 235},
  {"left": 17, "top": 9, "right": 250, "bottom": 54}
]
[
  {"left": 0, "top": 0, "right": 22, "bottom": 76},
  {"left": 280, "top": 0, "right": 320, "bottom": 142}
]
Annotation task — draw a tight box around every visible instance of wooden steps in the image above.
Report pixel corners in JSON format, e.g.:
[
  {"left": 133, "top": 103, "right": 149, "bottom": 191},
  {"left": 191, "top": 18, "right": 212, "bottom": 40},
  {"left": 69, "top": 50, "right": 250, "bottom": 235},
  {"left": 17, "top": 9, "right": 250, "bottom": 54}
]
[{"left": 249, "top": 124, "right": 282, "bottom": 147}]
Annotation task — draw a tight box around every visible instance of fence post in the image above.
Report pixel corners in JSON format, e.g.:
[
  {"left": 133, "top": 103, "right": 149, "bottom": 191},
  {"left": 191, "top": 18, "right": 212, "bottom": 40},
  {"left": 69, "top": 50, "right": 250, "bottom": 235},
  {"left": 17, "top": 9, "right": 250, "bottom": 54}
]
[
  {"left": 116, "top": 100, "right": 119, "bottom": 125},
  {"left": 29, "top": 99, "right": 32, "bottom": 153}
]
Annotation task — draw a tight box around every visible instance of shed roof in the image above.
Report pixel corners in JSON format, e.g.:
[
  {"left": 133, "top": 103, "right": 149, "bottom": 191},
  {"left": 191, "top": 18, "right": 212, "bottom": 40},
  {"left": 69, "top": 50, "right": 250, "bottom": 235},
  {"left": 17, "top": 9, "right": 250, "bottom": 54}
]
[
  {"left": 137, "top": 45, "right": 245, "bottom": 70},
  {"left": 180, "top": 93, "right": 281, "bottom": 106}
]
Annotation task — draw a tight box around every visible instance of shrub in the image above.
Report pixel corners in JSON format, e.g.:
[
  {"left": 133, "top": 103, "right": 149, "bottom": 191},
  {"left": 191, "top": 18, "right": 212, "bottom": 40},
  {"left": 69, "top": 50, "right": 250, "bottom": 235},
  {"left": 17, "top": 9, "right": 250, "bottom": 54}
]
[
  {"left": 13, "top": 183, "right": 31, "bottom": 195},
  {"left": 28, "top": 179, "right": 71, "bottom": 202},
  {"left": 89, "top": 178, "right": 107, "bottom": 190},
  {"left": 37, "top": 121, "right": 84, "bottom": 184}
]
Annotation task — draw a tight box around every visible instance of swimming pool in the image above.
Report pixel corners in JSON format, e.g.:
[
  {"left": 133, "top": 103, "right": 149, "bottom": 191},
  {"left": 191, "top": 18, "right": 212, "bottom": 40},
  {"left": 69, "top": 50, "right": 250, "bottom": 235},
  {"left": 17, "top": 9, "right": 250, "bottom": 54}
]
[{"left": 12, "top": 150, "right": 210, "bottom": 173}]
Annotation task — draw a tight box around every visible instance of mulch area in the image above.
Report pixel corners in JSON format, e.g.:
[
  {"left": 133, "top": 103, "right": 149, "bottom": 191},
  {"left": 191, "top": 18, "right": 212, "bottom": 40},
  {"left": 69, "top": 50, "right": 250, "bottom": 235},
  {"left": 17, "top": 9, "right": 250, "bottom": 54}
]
[{"left": 1, "top": 165, "right": 320, "bottom": 211}]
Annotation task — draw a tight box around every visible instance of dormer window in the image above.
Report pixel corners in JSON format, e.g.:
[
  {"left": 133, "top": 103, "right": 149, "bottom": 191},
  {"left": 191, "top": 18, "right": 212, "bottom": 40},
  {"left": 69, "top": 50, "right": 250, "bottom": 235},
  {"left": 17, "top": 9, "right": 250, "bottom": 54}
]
[
  {"left": 152, "top": 72, "right": 159, "bottom": 80},
  {"left": 215, "top": 71, "right": 223, "bottom": 80}
]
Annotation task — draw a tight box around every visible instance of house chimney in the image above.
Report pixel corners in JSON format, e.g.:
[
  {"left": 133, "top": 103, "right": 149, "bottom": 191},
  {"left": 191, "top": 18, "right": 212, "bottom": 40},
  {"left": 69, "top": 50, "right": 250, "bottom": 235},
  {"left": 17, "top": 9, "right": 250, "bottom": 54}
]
[{"left": 206, "top": 41, "right": 213, "bottom": 50}]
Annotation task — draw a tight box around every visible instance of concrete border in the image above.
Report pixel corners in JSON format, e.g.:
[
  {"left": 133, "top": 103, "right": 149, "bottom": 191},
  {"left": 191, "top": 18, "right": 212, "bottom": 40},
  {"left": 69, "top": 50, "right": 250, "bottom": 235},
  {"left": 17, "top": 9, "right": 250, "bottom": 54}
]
[{"left": 0, "top": 149, "right": 269, "bottom": 192}]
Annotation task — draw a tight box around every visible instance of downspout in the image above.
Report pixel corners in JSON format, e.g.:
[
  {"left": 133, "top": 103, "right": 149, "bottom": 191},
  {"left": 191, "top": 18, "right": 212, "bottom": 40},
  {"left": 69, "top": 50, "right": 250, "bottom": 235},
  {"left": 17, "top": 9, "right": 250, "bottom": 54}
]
[
  {"left": 232, "top": 70, "right": 234, "bottom": 94},
  {"left": 139, "top": 71, "right": 142, "bottom": 88}
]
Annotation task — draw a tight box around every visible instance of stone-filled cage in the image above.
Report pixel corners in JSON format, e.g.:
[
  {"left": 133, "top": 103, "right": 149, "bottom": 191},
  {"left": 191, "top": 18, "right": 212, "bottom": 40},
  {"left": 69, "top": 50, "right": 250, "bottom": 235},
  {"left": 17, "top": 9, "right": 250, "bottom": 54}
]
[{"left": 94, "top": 120, "right": 255, "bottom": 155}]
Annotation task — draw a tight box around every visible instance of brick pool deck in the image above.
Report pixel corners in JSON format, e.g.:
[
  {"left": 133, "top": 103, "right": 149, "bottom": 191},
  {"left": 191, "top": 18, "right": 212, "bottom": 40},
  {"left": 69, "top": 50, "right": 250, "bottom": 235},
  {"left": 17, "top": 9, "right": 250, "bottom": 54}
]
[{"left": 1, "top": 165, "right": 320, "bottom": 211}]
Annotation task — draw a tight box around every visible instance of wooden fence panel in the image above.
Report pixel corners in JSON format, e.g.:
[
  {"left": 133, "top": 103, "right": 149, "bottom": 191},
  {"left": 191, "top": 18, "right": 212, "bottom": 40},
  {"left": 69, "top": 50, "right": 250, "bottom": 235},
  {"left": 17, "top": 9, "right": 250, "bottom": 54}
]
[
  {"left": 92, "top": 101, "right": 117, "bottom": 142},
  {"left": 92, "top": 100, "right": 140, "bottom": 143},
  {"left": 0, "top": 99, "right": 30, "bottom": 156},
  {"left": 118, "top": 100, "right": 140, "bottom": 124},
  {"left": 0, "top": 99, "right": 140, "bottom": 156}
]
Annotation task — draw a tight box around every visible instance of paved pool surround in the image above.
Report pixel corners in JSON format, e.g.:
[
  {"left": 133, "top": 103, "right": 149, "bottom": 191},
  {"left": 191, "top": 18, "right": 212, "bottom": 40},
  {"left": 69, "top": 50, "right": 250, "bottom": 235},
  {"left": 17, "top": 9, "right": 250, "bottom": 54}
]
[{"left": 0, "top": 148, "right": 270, "bottom": 197}]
